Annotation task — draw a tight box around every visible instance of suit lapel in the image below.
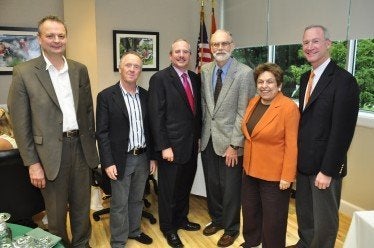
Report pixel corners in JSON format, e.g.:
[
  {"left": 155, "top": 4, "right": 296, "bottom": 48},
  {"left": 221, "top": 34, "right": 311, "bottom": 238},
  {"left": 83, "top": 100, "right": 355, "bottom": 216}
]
[
  {"left": 169, "top": 66, "right": 194, "bottom": 115},
  {"left": 34, "top": 56, "right": 60, "bottom": 109},
  {"left": 139, "top": 88, "right": 147, "bottom": 121},
  {"left": 67, "top": 60, "right": 80, "bottom": 113},
  {"left": 188, "top": 71, "right": 198, "bottom": 114},
  {"left": 204, "top": 63, "right": 216, "bottom": 115},
  {"left": 251, "top": 93, "right": 282, "bottom": 137},
  {"left": 242, "top": 96, "right": 260, "bottom": 141},
  {"left": 112, "top": 82, "right": 130, "bottom": 120},
  {"left": 304, "top": 61, "right": 335, "bottom": 111}
]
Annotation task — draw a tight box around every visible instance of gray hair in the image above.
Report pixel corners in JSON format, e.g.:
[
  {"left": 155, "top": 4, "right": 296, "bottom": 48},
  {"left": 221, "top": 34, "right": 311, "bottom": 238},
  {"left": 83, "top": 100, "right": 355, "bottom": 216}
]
[{"left": 304, "top": 25, "right": 330, "bottom": 40}]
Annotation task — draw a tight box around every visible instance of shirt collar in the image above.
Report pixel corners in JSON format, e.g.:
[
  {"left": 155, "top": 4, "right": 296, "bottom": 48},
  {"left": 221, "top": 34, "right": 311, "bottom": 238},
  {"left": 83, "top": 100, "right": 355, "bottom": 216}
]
[
  {"left": 43, "top": 52, "right": 68, "bottom": 73},
  {"left": 313, "top": 58, "right": 331, "bottom": 78},
  {"left": 119, "top": 82, "right": 139, "bottom": 95},
  {"left": 214, "top": 57, "right": 233, "bottom": 75},
  {"left": 172, "top": 66, "right": 188, "bottom": 78}
]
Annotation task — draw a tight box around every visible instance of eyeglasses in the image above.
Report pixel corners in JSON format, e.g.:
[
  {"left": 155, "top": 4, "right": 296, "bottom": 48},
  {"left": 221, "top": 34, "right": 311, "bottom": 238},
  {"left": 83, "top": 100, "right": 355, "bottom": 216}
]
[{"left": 211, "top": 41, "right": 232, "bottom": 49}]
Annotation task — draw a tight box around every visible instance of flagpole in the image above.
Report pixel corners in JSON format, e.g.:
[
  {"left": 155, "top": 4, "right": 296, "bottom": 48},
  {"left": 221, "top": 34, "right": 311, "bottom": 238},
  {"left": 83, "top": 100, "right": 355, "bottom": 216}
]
[{"left": 200, "top": 0, "right": 204, "bottom": 67}]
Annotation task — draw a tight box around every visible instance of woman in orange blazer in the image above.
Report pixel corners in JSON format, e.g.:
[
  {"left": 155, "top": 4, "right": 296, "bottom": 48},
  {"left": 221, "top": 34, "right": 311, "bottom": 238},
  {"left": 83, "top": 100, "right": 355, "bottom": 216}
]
[{"left": 240, "top": 63, "right": 300, "bottom": 248}]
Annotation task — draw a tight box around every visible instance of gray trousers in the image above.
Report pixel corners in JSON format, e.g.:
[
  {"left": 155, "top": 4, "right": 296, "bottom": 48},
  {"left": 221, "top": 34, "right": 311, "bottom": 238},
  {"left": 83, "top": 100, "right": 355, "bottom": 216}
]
[
  {"left": 110, "top": 153, "right": 149, "bottom": 248},
  {"left": 295, "top": 172, "right": 342, "bottom": 248},
  {"left": 42, "top": 136, "right": 92, "bottom": 248},
  {"left": 201, "top": 139, "right": 242, "bottom": 235}
]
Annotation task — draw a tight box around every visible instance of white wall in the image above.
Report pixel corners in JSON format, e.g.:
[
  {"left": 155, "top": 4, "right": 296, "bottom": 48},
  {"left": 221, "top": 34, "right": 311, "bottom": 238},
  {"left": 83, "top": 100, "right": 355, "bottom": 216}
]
[
  {"left": 0, "top": 0, "right": 63, "bottom": 104},
  {"left": 94, "top": 0, "right": 218, "bottom": 93}
]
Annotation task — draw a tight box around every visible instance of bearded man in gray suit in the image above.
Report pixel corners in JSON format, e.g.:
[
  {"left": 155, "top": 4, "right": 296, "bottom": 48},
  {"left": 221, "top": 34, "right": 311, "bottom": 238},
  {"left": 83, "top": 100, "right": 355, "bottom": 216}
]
[
  {"left": 8, "top": 16, "right": 99, "bottom": 247},
  {"left": 200, "top": 29, "right": 256, "bottom": 247}
]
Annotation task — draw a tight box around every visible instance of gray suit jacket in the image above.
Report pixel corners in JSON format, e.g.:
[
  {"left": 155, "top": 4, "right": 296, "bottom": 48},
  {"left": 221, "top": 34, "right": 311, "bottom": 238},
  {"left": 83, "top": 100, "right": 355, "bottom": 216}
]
[
  {"left": 8, "top": 56, "right": 99, "bottom": 180},
  {"left": 201, "top": 58, "right": 256, "bottom": 156}
]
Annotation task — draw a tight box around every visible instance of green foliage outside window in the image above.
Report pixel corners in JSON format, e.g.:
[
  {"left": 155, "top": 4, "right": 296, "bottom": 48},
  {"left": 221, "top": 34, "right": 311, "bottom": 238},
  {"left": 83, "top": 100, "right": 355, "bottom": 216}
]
[{"left": 232, "top": 39, "right": 374, "bottom": 111}]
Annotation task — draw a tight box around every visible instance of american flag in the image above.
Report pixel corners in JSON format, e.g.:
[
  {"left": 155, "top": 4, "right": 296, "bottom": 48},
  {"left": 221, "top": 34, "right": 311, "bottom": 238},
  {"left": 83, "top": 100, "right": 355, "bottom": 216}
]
[{"left": 195, "top": 4, "right": 212, "bottom": 74}]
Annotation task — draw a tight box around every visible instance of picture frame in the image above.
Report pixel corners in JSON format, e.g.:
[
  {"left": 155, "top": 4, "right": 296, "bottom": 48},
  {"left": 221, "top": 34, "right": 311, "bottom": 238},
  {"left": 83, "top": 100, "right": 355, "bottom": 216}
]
[
  {"left": 113, "top": 30, "right": 159, "bottom": 71},
  {"left": 0, "top": 26, "right": 41, "bottom": 75}
]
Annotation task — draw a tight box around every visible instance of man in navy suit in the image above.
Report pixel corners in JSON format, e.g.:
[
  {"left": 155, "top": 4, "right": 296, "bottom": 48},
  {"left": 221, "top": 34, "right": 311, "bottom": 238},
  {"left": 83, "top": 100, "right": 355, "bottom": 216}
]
[
  {"left": 290, "top": 25, "right": 359, "bottom": 248},
  {"left": 148, "top": 39, "right": 201, "bottom": 248},
  {"left": 96, "top": 52, "right": 156, "bottom": 247}
]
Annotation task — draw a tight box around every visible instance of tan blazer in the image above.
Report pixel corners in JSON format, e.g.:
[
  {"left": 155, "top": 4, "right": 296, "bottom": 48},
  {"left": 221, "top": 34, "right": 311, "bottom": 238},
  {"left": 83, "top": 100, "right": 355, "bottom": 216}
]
[
  {"left": 8, "top": 56, "right": 99, "bottom": 180},
  {"left": 201, "top": 58, "right": 256, "bottom": 156},
  {"left": 241, "top": 93, "right": 299, "bottom": 182}
]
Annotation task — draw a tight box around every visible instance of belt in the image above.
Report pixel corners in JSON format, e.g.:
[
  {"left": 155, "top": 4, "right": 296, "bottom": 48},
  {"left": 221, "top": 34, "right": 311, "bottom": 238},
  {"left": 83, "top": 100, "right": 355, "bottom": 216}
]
[
  {"left": 63, "top": 130, "right": 80, "bottom": 138},
  {"left": 127, "top": 147, "right": 147, "bottom": 155}
]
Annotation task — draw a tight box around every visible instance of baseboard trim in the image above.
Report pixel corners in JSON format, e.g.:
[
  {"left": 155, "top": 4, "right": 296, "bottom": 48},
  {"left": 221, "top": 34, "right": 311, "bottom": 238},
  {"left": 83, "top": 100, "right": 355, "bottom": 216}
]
[{"left": 340, "top": 199, "right": 365, "bottom": 217}]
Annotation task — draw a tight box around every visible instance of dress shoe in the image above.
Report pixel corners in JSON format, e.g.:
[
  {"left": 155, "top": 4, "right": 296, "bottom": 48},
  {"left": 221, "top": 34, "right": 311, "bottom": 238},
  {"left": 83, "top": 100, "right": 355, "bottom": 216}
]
[
  {"left": 179, "top": 221, "right": 201, "bottom": 231},
  {"left": 164, "top": 232, "right": 184, "bottom": 248},
  {"left": 203, "top": 223, "right": 223, "bottom": 236},
  {"left": 217, "top": 233, "right": 239, "bottom": 247},
  {"left": 128, "top": 232, "right": 153, "bottom": 245}
]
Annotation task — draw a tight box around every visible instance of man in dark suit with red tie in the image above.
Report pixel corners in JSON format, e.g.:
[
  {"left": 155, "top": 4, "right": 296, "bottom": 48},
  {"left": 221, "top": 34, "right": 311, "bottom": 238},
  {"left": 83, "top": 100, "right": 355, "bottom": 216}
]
[
  {"left": 289, "top": 25, "right": 360, "bottom": 248},
  {"left": 148, "top": 39, "right": 201, "bottom": 248}
]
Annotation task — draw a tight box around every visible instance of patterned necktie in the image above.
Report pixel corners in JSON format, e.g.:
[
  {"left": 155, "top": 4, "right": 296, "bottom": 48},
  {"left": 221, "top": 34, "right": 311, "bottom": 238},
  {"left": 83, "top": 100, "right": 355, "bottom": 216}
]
[
  {"left": 304, "top": 71, "right": 315, "bottom": 109},
  {"left": 181, "top": 73, "right": 195, "bottom": 112},
  {"left": 214, "top": 69, "right": 223, "bottom": 104}
]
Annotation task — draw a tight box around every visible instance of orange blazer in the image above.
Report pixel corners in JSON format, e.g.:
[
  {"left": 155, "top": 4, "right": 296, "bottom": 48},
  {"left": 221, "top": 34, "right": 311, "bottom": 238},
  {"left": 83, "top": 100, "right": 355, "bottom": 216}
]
[{"left": 241, "top": 93, "right": 300, "bottom": 182}]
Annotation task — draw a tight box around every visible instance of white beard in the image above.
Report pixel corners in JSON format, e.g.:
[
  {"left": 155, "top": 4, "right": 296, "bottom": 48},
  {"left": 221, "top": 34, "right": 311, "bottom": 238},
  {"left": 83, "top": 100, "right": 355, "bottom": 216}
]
[{"left": 213, "top": 51, "right": 231, "bottom": 62}]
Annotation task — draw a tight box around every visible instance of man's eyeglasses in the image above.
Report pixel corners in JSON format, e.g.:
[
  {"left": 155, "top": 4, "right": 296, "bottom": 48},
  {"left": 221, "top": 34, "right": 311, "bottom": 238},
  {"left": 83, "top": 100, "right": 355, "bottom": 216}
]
[{"left": 211, "top": 41, "right": 232, "bottom": 49}]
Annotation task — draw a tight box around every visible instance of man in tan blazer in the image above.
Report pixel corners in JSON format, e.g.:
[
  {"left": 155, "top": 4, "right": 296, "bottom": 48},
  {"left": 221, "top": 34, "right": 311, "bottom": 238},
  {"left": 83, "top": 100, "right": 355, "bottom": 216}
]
[
  {"left": 200, "top": 29, "right": 256, "bottom": 247},
  {"left": 8, "top": 16, "right": 99, "bottom": 247}
]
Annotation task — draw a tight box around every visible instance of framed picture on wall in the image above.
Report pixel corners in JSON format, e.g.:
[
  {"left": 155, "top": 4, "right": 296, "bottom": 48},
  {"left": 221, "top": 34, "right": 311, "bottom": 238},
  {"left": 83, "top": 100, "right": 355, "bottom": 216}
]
[
  {"left": 0, "top": 26, "right": 41, "bottom": 75},
  {"left": 113, "top": 30, "right": 159, "bottom": 71}
]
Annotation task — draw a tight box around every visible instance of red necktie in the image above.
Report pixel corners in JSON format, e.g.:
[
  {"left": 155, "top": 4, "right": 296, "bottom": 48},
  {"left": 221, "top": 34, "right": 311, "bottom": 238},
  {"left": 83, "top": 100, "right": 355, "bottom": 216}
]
[{"left": 181, "top": 73, "right": 195, "bottom": 112}]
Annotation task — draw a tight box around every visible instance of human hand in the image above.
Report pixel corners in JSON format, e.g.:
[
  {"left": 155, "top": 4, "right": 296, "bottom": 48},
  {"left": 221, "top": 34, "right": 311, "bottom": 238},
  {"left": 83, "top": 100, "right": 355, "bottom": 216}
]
[
  {"left": 29, "top": 163, "right": 46, "bottom": 189},
  {"left": 105, "top": 165, "right": 118, "bottom": 180},
  {"left": 315, "top": 172, "right": 332, "bottom": 190},
  {"left": 224, "top": 146, "right": 238, "bottom": 167},
  {"left": 150, "top": 160, "right": 157, "bottom": 174},
  {"left": 279, "top": 180, "right": 291, "bottom": 190},
  {"left": 162, "top": 148, "right": 174, "bottom": 162}
]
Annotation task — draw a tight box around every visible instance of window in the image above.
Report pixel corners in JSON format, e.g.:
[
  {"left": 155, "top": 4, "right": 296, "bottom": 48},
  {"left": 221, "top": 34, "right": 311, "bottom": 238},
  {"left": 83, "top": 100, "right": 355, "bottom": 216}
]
[
  {"left": 354, "top": 39, "right": 374, "bottom": 111},
  {"left": 234, "top": 40, "right": 374, "bottom": 113},
  {"left": 232, "top": 46, "right": 268, "bottom": 69}
]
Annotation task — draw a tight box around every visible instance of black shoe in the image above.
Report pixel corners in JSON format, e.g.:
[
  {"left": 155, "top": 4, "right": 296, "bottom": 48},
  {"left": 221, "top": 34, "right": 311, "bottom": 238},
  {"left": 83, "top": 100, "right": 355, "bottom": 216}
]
[
  {"left": 179, "top": 221, "right": 201, "bottom": 231},
  {"left": 129, "top": 232, "right": 153, "bottom": 245},
  {"left": 164, "top": 232, "right": 184, "bottom": 248}
]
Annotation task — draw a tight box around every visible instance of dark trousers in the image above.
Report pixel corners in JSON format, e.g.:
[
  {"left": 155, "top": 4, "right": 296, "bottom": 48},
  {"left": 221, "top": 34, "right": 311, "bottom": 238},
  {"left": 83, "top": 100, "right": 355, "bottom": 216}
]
[
  {"left": 241, "top": 175, "right": 290, "bottom": 248},
  {"left": 295, "top": 172, "right": 342, "bottom": 248},
  {"left": 157, "top": 152, "right": 198, "bottom": 234},
  {"left": 41, "top": 137, "right": 91, "bottom": 247},
  {"left": 201, "top": 139, "right": 242, "bottom": 235},
  {"left": 110, "top": 153, "right": 149, "bottom": 248}
]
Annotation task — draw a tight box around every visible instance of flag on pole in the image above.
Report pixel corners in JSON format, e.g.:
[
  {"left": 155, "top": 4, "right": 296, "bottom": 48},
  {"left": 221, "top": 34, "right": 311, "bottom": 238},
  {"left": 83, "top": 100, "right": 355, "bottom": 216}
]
[
  {"left": 195, "top": 2, "right": 212, "bottom": 74},
  {"left": 211, "top": 0, "right": 217, "bottom": 36}
]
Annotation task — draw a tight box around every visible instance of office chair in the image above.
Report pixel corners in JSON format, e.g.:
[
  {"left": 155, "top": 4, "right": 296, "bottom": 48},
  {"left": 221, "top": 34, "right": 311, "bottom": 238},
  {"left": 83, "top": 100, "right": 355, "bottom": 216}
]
[
  {"left": 0, "top": 149, "right": 45, "bottom": 227},
  {"left": 92, "top": 166, "right": 157, "bottom": 224}
]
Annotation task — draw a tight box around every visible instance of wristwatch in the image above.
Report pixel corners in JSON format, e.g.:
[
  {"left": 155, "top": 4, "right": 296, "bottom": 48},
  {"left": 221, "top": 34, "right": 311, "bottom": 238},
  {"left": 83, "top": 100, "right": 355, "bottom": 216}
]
[{"left": 230, "top": 144, "right": 240, "bottom": 150}]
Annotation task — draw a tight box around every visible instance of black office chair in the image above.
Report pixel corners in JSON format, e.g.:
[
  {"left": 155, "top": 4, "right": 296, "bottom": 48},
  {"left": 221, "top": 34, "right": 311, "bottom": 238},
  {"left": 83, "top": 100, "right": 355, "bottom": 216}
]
[
  {"left": 92, "top": 166, "right": 157, "bottom": 224},
  {"left": 0, "top": 149, "right": 45, "bottom": 227}
]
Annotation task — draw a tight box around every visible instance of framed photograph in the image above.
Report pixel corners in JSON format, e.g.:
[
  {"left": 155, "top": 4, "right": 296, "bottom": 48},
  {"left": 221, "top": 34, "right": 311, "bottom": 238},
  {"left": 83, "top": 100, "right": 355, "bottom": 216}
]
[
  {"left": 0, "top": 26, "right": 41, "bottom": 75},
  {"left": 113, "top": 30, "right": 159, "bottom": 71}
]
